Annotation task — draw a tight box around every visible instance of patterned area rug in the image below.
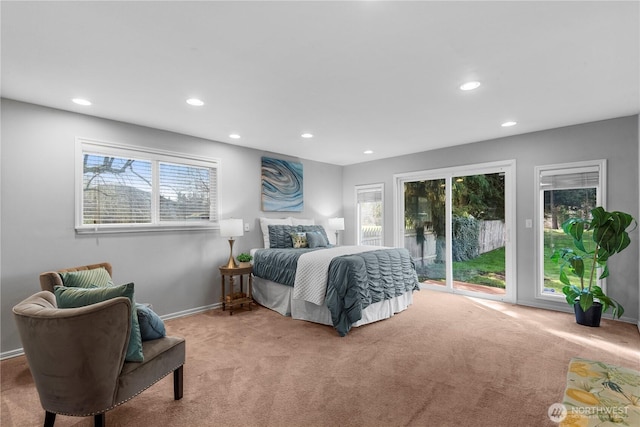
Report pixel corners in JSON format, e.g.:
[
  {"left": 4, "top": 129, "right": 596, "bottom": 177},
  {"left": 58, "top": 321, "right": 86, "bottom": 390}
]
[{"left": 557, "top": 357, "right": 639, "bottom": 426}]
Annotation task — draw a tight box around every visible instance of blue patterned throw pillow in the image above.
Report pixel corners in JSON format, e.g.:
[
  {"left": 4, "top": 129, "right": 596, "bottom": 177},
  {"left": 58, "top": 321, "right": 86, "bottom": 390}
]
[{"left": 136, "top": 303, "right": 166, "bottom": 341}]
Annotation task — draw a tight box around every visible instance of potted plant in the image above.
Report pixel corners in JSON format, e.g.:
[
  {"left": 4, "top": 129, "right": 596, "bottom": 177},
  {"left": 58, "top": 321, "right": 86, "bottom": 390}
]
[
  {"left": 551, "top": 206, "right": 636, "bottom": 326},
  {"left": 236, "top": 253, "right": 252, "bottom": 268}
]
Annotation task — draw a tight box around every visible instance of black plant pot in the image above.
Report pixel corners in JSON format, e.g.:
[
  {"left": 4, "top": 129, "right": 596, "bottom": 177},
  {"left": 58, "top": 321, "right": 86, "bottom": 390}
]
[{"left": 574, "top": 302, "right": 603, "bottom": 327}]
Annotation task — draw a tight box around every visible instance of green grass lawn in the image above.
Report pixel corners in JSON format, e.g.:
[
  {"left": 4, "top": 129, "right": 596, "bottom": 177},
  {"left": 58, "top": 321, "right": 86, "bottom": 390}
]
[
  {"left": 452, "top": 247, "right": 506, "bottom": 288},
  {"left": 416, "top": 229, "right": 596, "bottom": 292},
  {"left": 417, "top": 247, "right": 506, "bottom": 289}
]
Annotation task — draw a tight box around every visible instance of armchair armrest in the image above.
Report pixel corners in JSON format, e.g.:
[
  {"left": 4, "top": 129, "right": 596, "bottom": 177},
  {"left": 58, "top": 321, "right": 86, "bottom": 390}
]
[{"left": 13, "top": 291, "right": 131, "bottom": 415}]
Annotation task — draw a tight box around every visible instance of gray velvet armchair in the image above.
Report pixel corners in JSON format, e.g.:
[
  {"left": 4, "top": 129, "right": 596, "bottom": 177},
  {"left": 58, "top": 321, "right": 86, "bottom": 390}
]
[{"left": 13, "top": 263, "right": 185, "bottom": 427}]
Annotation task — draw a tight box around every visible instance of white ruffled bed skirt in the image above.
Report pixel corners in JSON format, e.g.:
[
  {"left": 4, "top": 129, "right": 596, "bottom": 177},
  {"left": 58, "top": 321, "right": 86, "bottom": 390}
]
[{"left": 252, "top": 276, "right": 414, "bottom": 328}]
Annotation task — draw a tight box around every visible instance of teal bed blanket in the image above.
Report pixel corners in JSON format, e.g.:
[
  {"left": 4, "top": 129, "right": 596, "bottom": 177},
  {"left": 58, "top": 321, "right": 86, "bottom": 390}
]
[
  {"left": 326, "top": 249, "right": 419, "bottom": 336},
  {"left": 254, "top": 247, "right": 420, "bottom": 336},
  {"left": 253, "top": 247, "right": 319, "bottom": 286}
]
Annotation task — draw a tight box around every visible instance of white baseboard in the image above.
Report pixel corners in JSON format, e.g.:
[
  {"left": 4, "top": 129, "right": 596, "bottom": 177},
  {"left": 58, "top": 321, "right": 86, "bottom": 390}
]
[
  {"left": 517, "top": 299, "right": 638, "bottom": 325},
  {"left": 1, "top": 302, "right": 223, "bottom": 361},
  {"left": 1, "top": 348, "right": 25, "bottom": 360},
  {"left": 159, "top": 302, "right": 220, "bottom": 321}
]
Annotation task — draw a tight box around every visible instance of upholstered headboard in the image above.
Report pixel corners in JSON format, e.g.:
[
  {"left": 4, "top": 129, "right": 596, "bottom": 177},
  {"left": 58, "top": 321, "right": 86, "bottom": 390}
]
[{"left": 39, "top": 262, "right": 113, "bottom": 293}]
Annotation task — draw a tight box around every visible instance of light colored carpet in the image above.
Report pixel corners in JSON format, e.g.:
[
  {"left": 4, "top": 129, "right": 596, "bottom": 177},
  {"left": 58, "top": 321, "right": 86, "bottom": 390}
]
[{"left": 2, "top": 289, "right": 639, "bottom": 427}]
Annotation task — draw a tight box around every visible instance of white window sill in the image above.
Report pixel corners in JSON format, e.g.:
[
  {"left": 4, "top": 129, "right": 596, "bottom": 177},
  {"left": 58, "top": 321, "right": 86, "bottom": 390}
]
[{"left": 75, "top": 223, "right": 218, "bottom": 234}]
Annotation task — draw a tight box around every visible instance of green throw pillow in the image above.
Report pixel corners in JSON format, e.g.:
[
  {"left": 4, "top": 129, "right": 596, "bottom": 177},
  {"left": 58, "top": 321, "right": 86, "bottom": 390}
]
[
  {"left": 60, "top": 268, "right": 114, "bottom": 288},
  {"left": 54, "top": 282, "right": 144, "bottom": 362}
]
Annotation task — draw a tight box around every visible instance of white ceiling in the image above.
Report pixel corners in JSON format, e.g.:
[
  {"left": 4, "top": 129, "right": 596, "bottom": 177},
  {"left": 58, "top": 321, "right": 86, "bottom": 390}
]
[{"left": 2, "top": 1, "right": 638, "bottom": 166}]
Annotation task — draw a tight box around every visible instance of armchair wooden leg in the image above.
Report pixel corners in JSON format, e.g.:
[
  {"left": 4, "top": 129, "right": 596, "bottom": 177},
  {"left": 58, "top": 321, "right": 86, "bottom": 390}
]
[
  {"left": 174, "top": 365, "right": 184, "bottom": 400},
  {"left": 44, "top": 411, "right": 56, "bottom": 427},
  {"left": 94, "top": 413, "right": 105, "bottom": 427}
]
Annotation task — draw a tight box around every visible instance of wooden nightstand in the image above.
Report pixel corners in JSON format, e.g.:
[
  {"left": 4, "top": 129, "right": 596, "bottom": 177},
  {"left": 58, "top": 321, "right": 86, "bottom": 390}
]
[{"left": 219, "top": 265, "right": 253, "bottom": 315}]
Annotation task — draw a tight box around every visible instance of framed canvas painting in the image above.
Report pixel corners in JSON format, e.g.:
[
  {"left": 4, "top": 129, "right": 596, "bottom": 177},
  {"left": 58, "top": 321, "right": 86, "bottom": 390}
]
[{"left": 261, "top": 157, "right": 303, "bottom": 212}]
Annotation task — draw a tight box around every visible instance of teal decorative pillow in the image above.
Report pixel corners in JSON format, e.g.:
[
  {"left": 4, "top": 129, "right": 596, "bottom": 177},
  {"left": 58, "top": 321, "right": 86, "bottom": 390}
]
[
  {"left": 306, "top": 231, "right": 329, "bottom": 248},
  {"left": 268, "top": 225, "right": 297, "bottom": 248},
  {"left": 54, "top": 282, "right": 144, "bottom": 362},
  {"left": 298, "top": 225, "right": 330, "bottom": 245},
  {"left": 60, "top": 268, "right": 113, "bottom": 288},
  {"left": 136, "top": 303, "right": 166, "bottom": 341},
  {"left": 290, "top": 232, "right": 308, "bottom": 248}
]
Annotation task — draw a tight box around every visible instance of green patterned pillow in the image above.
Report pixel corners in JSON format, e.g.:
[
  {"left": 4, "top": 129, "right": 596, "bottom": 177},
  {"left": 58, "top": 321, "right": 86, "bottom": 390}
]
[
  {"left": 54, "top": 282, "right": 144, "bottom": 362},
  {"left": 290, "top": 232, "right": 308, "bottom": 248},
  {"left": 60, "top": 268, "right": 113, "bottom": 288}
]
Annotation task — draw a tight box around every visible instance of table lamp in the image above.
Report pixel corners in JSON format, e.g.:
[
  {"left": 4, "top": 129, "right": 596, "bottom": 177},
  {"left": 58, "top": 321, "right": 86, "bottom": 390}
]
[
  {"left": 328, "top": 217, "right": 345, "bottom": 246},
  {"left": 220, "top": 218, "right": 244, "bottom": 268}
]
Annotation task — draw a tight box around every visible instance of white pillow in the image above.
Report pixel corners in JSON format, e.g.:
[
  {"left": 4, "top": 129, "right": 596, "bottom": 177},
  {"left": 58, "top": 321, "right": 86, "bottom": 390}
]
[
  {"left": 289, "top": 217, "right": 315, "bottom": 226},
  {"left": 259, "top": 217, "right": 293, "bottom": 248}
]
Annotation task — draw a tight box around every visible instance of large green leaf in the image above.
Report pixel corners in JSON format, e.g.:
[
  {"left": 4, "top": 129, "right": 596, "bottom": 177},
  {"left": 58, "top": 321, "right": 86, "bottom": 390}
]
[
  {"left": 563, "top": 218, "right": 588, "bottom": 252},
  {"left": 568, "top": 256, "right": 584, "bottom": 278},
  {"left": 594, "top": 210, "right": 635, "bottom": 255},
  {"left": 579, "top": 292, "right": 594, "bottom": 312},
  {"left": 562, "top": 285, "right": 581, "bottom": 305},
  {"left": 559, "top": 269, "right": 571, "bottom": 286},
  {"left": 591, "top": 286, "right": 625, "bottom": 319}
]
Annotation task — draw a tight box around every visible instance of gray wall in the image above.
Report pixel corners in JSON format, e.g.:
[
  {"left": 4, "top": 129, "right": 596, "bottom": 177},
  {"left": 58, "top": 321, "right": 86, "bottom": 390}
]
[
  {"left": 342, "top": 115, "right": 639, "bottom": 322},
  {"left": 2, "top": 98, "right": 637, "bottom": 356},
  {"left": 0, "top": 99, "right": 343, "bottom": 355}
]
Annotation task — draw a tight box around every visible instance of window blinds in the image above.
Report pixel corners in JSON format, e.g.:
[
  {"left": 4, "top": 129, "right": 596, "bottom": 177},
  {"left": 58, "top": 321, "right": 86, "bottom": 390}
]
[{"left": 539, "top": 166, "right": 600, "bottom": 191}]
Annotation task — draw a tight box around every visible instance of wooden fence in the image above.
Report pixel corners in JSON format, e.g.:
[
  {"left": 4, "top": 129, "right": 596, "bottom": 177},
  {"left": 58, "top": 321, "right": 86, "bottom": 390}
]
[
  {"left": 405, "top": 220, "right": 504, "bottom": 262},
  {"left": 359, "top": 220, "right": 504, "bottom": 262},
  {"left": 360, "top": 226, "right": 382, "bottom": 246},
  {"left": 477, "top": 220, "right": 505, "bottom": 254}
]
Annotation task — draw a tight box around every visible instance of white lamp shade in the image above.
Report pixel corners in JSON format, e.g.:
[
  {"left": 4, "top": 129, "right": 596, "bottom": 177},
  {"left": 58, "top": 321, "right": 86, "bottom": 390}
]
[
  {"left": 219, "top": 218, "right": 244, "bottom": 238},
  {"left": 328, "top": 217, "right": 345, "bottom": 231}
]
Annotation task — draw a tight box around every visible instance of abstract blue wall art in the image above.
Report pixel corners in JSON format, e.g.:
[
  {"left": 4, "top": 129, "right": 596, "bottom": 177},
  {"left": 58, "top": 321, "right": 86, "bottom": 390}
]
[{"left": 261, "top": 157, "right": 303, "bottom": 212}]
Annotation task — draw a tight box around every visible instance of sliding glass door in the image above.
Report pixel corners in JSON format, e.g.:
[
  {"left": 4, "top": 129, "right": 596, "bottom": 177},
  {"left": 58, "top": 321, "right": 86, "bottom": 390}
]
[
  {"left": 403, "top": 179, "right": 447, "bottom": 284},
  {"left": 451, "top": 173, "right": 506, "bottom": 296},
  {"left": 395, "top": 161, "right": 515, "bottom": 302}
]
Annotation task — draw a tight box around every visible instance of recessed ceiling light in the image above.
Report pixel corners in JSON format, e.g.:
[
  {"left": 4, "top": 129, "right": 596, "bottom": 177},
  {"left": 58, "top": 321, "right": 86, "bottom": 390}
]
[
  {"left": 72, "top": 98, "right": 92, "bottom": 106},
  {"left": 301, "top": 133, "right": 313, "bottom": 138},
  {"left": 364, "top": 150, "right": 373, "bottom": 154},
  {"left": 229, "top": 134, "right": 241, "bottom": 139},
  {"left": 501, "top": 121, "right": 517, "bottom": 127},
  {"left": 459, "top": 81, "right": 481, "bottom": 91},
  {"left": 186, "top": 98, "right": 204, "bottom": 106}
]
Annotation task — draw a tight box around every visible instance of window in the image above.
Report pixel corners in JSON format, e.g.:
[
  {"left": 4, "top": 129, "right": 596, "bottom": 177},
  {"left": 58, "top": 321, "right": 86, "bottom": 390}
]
[
  {"left": 535, "top": 160, "right": 606, "bottom": 299},
  {"left": 76, "top": 138, "right": 219, "bottom": 233},
  {"left": 355, "top": 184, "right": 384, "bottom": 246}
]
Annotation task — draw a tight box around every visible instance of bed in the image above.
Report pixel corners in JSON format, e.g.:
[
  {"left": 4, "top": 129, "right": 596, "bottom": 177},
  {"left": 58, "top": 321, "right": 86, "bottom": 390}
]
[{"left": 250, "top": 218, "right": 420, "bottom": 336}]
